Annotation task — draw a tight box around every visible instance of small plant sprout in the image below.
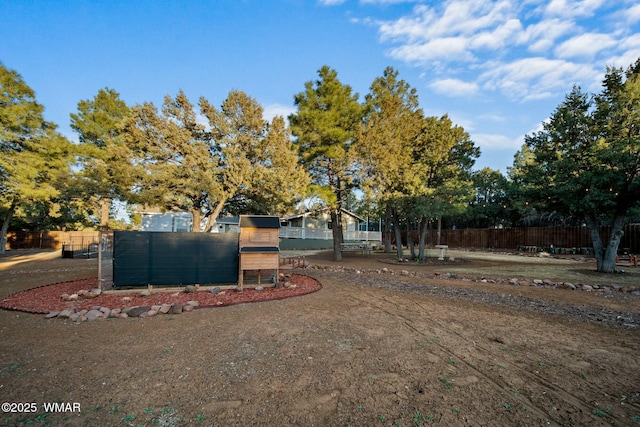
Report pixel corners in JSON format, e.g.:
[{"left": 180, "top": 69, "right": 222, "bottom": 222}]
[
  {"left": 121, "top": 413, "right": 136, "bottom": 423},
  {"left": 448, "top": 358, "right": 456, "bottom": 365},
  {"left": 452, "top": 407, "right": 460, "bottom": 414},
  {"left": 592, "top": 408, "right": 607, "bottom": 417},
  {"left": 580, "top": 372, "right": 587, "bottom": 379},
  {"left": 417, "top": 341, "right": 426, "bottom": 349},
  {"left": 503, "top": 402, "right": 512, "bottom": 410},
  {"left": 413, "top": 411, "right": 423, "bottom": 426},
  {"left": 196, "top": 413, "right": 206, "bottom": 421},
  {"left": 369, "top": 376, "right": 377, "bottom": 383},
  {"left": 357, "top": 404, "right": 364, "bottom": 412},
  {"left": 108, "top": 405, "right": 122, "bottom": 414},
  {"left": 439, "top": 376, "right": 453, "bottom": 390},
  {"left": 144, "top": 407, "right": 154, "bottom": 415},
  {"left": 379, "top": 414, "right": 387, "bottom": 422}
]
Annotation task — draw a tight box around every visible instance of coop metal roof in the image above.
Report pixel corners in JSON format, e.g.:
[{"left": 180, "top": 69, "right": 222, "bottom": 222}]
[{"left": 238, "top": 215, "right": 280, "bottom": 229}]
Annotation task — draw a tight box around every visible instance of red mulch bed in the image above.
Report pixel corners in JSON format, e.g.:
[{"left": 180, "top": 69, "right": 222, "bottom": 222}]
[{"left": 0, "top": 274, "right": 321, "bottom": 314}]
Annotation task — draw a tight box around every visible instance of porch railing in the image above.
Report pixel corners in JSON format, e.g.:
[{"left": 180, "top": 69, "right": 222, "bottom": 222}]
[{"left": 279, "top": 227, "right": 381, "bottom": 241}]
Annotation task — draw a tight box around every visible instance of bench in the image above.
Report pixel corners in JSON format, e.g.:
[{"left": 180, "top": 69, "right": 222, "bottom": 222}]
[
  {"left": 434, "top": 244, "right": 448, "bottom": 260},
  {"left": 340, "top": 242, "right": 371, "bottom": 257},
  {"left": 616, "top": 254, "right": 638, "bottom": 267}
]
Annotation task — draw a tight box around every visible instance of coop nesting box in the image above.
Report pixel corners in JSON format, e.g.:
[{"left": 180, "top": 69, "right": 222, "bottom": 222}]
[{"left": 238, "top": 215, "right": 280, "bottom": 289}]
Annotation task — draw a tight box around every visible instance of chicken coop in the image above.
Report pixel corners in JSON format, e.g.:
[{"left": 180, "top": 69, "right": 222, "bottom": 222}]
[{"left": 238, "top": 215, "right": 280, "bottom": 290}]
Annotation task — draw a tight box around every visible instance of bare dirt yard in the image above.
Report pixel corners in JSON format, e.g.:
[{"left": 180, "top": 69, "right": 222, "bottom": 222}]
[{"left": 1, "top": 248, "right": 639, "bottom": 427}]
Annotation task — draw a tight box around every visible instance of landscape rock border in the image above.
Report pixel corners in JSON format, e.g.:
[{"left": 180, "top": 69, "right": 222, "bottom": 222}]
[{"left": 0, "top": 274, "right": 322, "bottom": 321}]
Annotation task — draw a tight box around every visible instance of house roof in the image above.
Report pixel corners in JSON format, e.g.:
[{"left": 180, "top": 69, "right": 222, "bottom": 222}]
[
  {"left": 238, "top": 215, "right": 280, "bottom": 229},
  {"left": 282, "top": 208, "right": 365, "bottom": 222}
]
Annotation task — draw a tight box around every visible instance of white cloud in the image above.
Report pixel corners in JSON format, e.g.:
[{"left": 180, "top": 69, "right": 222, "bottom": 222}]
[
  {"left": 627, "top": 3, "right": 640, "bottom": 24},
  {"left": 388, "top": 37, "right": 473, "bottom": 64},
  {"left": 554, "top": 32, "right": 617, "bottom": 59},
  {"left": 517, "top": 18, "right": 575, "bottom": 53},
  {"left": 364, "top": 0, "right": 637, "bottom": 110},
  {"left": 378, "top": 1, "right": 514, "bottom": 43},
  {"left": 263, "top": 103, "right": 296, "bottom": 122},
  {"left": 430, "top": 78, "right": 479, "bottom": 97},
  {"left": 480, "top": 57, "right": 599, "bottom": 101},
  {"left": 543, "top": 0, "right": 605, "bottom": 18},
  {"left": 317, "top": 0, "right": 345, "bottom": 5},
  {"left": 472, "top": 133, "right": 523, "bottom": 150},
  {"left": 470, "top": 18, "right": 523, "bottom": 50},
  {"left": 605, "top": 34, "right": 640, "bottom": 68},
  {"left": 360, "top": 0, "right": 417, "bottom": 4}
]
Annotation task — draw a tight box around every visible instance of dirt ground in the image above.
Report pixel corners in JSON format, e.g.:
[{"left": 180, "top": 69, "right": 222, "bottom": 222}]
[{"left": 0, "top": 249, "right": 639, "bottom": 427}]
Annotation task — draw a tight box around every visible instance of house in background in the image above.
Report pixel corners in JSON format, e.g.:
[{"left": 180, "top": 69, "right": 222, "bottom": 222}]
[
  {"left": 280, "top": 208, "right": 381, "bottom": 242},
  {"left": 138, "top": 207, "right": 238, "bottom": 233},
  {"left": 138, "top": 208, "right": 193, "bottom": 232},
  {"left": 210, "top": 216, "right": 240, "bottom": 233},
  {"left": 137, "top": 207, "right": 382, "bottom": 250}
]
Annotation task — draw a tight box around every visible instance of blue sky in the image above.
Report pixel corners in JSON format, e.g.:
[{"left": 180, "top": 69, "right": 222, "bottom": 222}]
[{"left": 2, "top": 0, "right": 639, "bottom": 174}]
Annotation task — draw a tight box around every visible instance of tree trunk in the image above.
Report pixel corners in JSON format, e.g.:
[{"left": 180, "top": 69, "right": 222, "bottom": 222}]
[
  {"left": 585, "top": 215, "right": 605, "bottom": 270},
  {"left": 585, "top": 214, "right": 625, "bottom": 273},
  {"left": 392, "top": 208, "right": 403, "bottom": 260},
  {"left": 436, "top": 217, "right": 442, "bottom": 246},
  {"left": 100, "top": 198, "right": 110, "bottom": 230},
  {"left": 0, "top": 199, "right": 18, "bottom": 255},
  {"left": 331, "top": 207, "right": 343, "bottom": 261},
  {"left": 191, "top": 209, "right": 202, "bottom": 233},
  {"left": 384, "top": 203, "right": 392, "bottom": 253},
  {"left": 203, "top": 198, "right": 227, "bottom": 233},
  {"left": 418, "top": 216, "right": 428, "bottom": 261},
  {"left": 602, "top": 215, "right": 626, "bottom": 273},
  {"left": 408, "top": 217, "right": 416, "bottom": 260}
]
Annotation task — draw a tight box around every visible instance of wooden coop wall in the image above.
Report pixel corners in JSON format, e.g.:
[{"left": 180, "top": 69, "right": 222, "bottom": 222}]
[
  {"left": 239, "top": 228, "right": 279, "bottom": 248},
  {"left": 240, "top": 252, "right": 279, "bottom": 270}
]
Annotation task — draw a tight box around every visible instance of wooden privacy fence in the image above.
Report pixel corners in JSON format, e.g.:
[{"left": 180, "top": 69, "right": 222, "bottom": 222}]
[
  {"left": 435, "top": 224, "right": 639, "bottom": 253},
  {"left": 6, "top": 231, "right": 101, "bottom": 251},
  {"left": 5, "top": 224, "right": 640, "bottom": 253}
]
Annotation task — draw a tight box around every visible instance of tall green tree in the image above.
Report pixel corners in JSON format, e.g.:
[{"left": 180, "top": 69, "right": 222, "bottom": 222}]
[
  {"left": 123, "top": 90, "right": 307, "bottom": 231},
  {"left": 70, "top": 88, "right": 131, "bottom": 228},
  {"left": 462, "top": 168, "right": 510, "bottom": 228},
  {"left": 516, "top": 59, "right": 640, "bottom": 272},
  {"left": 410, "top": 114, "right": 478, "bottom": 259},
  {"left": 289, "top": 66, "right": 364, "bottom": 260},
  {"left": 0, "top": 64, "right": 74, "bottom": 253},
  {"left": 356, "top": 67, "right": 423, "bottom": 256},
  {"left": 201, "top": 90, "right": 309, "bottom": 227}
]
